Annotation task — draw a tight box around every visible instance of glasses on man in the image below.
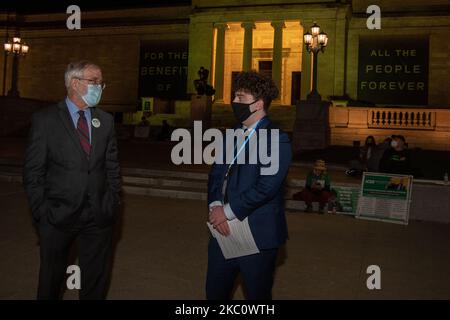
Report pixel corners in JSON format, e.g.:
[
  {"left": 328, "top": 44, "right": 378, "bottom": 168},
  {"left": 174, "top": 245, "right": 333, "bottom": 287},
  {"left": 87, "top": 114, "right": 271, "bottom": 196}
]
[{"left": 75, "top": 77, "right": 106, "bottom": 89}]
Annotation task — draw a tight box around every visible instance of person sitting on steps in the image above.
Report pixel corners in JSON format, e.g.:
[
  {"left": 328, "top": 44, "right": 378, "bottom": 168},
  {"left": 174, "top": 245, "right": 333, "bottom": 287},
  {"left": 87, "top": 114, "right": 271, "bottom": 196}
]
[{"left": 293, "top": 160, "right": 332, "bottom": 214}]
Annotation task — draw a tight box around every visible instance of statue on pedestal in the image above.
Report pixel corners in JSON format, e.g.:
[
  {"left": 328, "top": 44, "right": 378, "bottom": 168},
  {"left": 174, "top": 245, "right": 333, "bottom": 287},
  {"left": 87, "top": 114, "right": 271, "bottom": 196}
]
[
  {"left": 194, "top": 66, "right": 215, "bottom": 96},
  {"left": 191, "top": 67, "right": 213, "bottom": 129}
]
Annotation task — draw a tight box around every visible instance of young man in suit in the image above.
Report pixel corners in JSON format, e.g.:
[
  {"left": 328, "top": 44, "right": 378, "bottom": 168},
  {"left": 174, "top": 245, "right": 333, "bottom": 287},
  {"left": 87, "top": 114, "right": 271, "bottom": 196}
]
[
  {"left": 23, "top": 60, "right": 122, "bottom": 300},
  {"left": 207, "top": 71, "right": 292, "bottom": 300}
]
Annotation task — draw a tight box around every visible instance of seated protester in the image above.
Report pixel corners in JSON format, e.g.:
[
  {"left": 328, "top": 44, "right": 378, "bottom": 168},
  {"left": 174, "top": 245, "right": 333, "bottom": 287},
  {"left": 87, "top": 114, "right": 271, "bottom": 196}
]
[
  {"left": 293, "top": 160, "right": 332, "bottom": 214},
  {"left": 369, "top": 136, "right": 393, "bottom": 173},
  {"left": 346, "top": 135, "right": 377, "bottom": 176},
  {"left": 379, "top": 135, "right": 412, "bottom": 175}
]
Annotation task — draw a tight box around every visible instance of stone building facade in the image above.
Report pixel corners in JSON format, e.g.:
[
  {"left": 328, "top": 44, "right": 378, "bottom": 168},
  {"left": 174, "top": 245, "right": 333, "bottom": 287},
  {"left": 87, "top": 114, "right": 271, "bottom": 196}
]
[{"left": 1, "top": 0, "right": 450, "bottom": 149}]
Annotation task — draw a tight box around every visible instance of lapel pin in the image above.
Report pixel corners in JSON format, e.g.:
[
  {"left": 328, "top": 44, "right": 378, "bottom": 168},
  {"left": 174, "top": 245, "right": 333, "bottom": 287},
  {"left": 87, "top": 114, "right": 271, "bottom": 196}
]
[{"left": 92, "top": 118, "right": 101, "bottom": 128}]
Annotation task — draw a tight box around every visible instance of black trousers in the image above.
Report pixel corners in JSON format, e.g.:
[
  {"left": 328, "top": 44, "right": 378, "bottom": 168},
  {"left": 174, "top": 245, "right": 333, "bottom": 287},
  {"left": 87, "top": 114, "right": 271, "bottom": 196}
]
[{"left": 36, "top": 205, "right": 114, "bottom": 300}]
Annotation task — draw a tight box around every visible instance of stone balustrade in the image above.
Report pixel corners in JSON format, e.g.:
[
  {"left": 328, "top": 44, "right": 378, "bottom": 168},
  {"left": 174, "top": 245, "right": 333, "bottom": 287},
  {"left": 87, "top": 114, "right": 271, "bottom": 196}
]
[
  {"left": 368, "top": 108, "right": 436, "bottom": 130},
  {"left": 329, "top": 106, "right": 450, "bottom": 150}
]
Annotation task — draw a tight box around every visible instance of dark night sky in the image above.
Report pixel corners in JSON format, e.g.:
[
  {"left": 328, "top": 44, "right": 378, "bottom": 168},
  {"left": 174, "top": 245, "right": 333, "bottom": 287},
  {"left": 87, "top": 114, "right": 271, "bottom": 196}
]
[{"left": 0, "top": 0, "right": 191, "bottom": 14}]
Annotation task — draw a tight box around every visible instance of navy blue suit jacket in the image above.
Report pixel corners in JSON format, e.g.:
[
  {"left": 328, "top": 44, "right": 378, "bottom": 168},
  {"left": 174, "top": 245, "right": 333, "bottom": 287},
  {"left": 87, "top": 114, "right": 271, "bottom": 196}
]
[{"left": 207, "top": 117, "right": 292, "bottom": 250}]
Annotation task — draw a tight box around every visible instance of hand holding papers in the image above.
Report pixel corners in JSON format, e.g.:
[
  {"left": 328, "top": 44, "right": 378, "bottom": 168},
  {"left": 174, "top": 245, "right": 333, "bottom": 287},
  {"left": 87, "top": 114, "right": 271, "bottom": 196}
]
[
  {"left": 207, "top": 218, "right": 260, "bottom": 259},
  {"left": 209, "top": 206, "right": 230, "bottom": 236}
]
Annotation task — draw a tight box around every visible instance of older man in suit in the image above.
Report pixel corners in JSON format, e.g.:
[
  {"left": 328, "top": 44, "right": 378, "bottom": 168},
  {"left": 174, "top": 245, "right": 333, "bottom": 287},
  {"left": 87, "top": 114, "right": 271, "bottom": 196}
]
[
  {"left": 207, "top": 71, "right": 292, "bottom": 300},
  {"left": 23, "top": 60, "right": 122, "bottom": 300}
]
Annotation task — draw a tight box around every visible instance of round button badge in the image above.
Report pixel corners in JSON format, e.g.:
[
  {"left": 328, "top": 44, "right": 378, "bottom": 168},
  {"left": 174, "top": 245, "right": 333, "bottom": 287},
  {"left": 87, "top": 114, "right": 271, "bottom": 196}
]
[{"left": 92, "top": 118, "right": 101, "bottom": 128}]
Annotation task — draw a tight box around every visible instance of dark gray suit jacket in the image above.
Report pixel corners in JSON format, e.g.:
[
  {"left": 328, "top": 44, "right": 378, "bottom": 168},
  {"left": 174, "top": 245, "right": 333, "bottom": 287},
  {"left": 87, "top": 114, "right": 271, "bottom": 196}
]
[{"left": 23, "top": 101, "right": 122, "bottom": 228}]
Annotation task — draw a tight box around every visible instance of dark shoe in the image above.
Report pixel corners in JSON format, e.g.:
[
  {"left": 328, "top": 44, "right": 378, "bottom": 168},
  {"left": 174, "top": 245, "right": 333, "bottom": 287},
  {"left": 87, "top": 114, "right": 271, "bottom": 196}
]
[
  {"left": 346, "top": 168, "right": 363, "bottom": 177},
  {"left": 304, "top": 205, "right": 313, "bottom": 213}
]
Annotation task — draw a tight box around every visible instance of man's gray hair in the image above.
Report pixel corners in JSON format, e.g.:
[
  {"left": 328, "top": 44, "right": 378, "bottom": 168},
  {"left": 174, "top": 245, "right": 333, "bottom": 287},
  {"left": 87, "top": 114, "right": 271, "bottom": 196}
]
[{"left": 64, "top": 60, "right": 100, "bottom": 89}]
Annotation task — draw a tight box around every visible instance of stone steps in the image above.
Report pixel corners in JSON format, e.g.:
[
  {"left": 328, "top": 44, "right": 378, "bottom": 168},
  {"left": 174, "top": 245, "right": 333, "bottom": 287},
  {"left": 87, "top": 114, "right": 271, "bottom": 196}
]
[
  {"left": 0, "top": 164, "right": 314, "bottom": 212},
  {"left": 2, "top": 162, "right": 449, "bottom": 223}
]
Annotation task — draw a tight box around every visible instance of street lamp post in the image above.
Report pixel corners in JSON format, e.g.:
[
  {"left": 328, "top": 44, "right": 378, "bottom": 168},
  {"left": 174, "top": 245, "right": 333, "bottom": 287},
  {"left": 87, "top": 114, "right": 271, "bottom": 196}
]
[
  {"left": 303, "top": 22, "right": 328, "bottom": 101},
  {"left": 4, "top": 37, "right": 29, "bottom": 97},
  {"left": 292, "top": 21, "right": 330, "bottom": 153}
]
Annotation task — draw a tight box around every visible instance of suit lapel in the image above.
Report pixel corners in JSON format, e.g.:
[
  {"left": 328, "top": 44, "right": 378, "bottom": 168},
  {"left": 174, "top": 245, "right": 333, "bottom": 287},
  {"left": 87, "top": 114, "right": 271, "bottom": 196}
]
[
  {"left": 242, "top": 117, "right": 271, "bottom": 164},
  {"left": 225, "top": 117, "right": 272, "bottom": 199},
  {"left": 57, "top": 101, "right": 87, "bottom": 160}
]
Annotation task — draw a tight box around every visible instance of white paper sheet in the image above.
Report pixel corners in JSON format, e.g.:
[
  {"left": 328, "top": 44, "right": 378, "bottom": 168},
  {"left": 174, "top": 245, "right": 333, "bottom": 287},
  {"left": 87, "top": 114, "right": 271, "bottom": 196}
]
[{"left": 207, "top": 218, "right": 260, "bottom": 259}]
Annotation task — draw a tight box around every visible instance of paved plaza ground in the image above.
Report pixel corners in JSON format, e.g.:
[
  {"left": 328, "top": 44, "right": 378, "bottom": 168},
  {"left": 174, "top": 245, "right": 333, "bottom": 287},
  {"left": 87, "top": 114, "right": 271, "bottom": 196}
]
[
  {"left": 1, "top": 134, "right": 449, "bottom": 300},
  {"left": 1, "top": 181, "right": 449, "bottom": 300}
]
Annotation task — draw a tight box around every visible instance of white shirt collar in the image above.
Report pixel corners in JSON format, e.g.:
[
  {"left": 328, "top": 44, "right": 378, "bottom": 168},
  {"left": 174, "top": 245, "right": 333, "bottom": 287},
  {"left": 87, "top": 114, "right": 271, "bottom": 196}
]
[{"left": 242, "top": 119, "right": 260, "bottom": 131}]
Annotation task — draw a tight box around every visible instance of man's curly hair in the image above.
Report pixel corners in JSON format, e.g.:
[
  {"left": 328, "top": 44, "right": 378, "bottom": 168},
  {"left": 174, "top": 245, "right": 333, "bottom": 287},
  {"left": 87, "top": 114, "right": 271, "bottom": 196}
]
[{"left": 232, "top": 71, "right": 279, "bottom": 111}]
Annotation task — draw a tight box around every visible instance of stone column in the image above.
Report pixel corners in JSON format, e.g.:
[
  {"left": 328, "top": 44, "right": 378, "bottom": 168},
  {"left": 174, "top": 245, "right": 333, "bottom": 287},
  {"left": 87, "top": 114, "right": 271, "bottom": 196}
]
[
  {"left": 241, "top": 22, "right": 255, "bottom": 71},
  {"left": 271, "top": 20, "right": 285, "bottom": 102},
  {"left": 214, "top": 23, "right": 228, "bottom": 102},
  {"left": 334, "top": 6, "right": 349, "bottom": 97}
]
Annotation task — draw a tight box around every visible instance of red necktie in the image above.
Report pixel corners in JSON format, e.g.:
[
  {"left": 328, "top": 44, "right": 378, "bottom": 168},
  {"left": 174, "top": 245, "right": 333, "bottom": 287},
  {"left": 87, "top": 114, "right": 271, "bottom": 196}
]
[{"left": 77, "top": 110, "right": 91, "bottom": 156}]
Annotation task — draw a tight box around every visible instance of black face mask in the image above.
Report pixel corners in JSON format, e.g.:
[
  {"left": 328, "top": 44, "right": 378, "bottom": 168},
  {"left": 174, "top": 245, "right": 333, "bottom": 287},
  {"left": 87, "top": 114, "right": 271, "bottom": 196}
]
[{"left": 231, "top": 100, "right": 258, "bottom": 123}]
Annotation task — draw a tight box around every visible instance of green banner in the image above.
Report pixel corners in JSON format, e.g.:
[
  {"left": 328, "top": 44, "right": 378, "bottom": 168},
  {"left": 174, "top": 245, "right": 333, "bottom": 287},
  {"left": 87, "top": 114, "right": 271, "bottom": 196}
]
[
  {"left": 362, "top": 174, "right": 409, "bottom": 200},
  {"left": 331, "top": 186, "right": 360, "bottom": 215},
  {"left": 357, "top": 173, "right": 413, "bottom": 225}
]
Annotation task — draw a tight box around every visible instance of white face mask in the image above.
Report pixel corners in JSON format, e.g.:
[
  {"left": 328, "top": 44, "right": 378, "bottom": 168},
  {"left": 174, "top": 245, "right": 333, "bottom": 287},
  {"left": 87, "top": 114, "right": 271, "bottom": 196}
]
[{"left": 391, "top": 140, "right": 398, "bottom": 148}]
